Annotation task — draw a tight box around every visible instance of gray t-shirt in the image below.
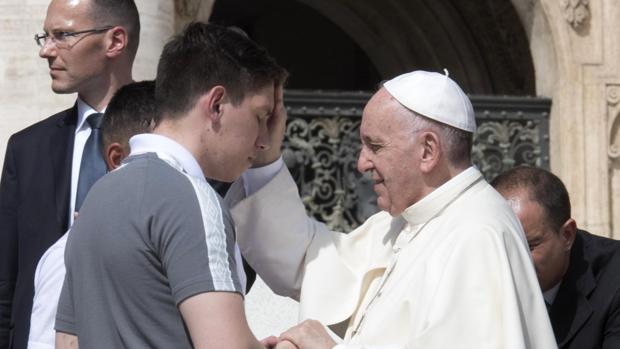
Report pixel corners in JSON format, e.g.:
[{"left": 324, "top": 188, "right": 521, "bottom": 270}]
[{"left": 56, "top": 153, "right": 242, "bottom": 348}]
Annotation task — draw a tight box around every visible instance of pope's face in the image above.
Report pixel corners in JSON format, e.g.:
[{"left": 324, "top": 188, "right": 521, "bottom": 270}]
[
  {"left": 357, "top": 89, "right": 423, "bottom": 216},
  {"left": 502, "top": 189, "right": 572, "bottom": 292}
]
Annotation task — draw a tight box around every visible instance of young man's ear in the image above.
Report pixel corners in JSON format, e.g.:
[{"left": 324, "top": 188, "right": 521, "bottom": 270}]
[
  {"left": 198, "top": 85, "right": 226, "bottom": 124},
  {"left": 105, "top": 143, "right": 127, "bottom": 170}
]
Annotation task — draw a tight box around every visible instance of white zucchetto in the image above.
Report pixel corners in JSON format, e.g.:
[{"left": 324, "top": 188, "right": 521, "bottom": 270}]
[{"left": 383, "top": 70, "right": 476, "bottom": 133}]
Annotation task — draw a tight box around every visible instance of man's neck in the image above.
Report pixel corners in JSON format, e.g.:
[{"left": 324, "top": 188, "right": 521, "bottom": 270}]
[
  {"left": 153, "top": 120, "right": 204, "bottom": 173},
  {"left": 543, "top": 282, "right": 562, "bottom": 305},
  {"left": 78, "top": 73, "right": 133, "bottom": 112}
]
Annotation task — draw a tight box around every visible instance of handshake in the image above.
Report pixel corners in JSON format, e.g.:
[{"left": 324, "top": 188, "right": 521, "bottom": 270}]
[{"left": 260, "top": 320, "right": 337, "bottom": 349}]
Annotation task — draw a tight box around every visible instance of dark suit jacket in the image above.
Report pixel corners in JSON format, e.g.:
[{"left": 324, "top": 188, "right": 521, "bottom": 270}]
[
  {"left": 549, "top": 229, "right": 620, "bottom": 349},
  {"left": 0, "top": 105, "right": 77, "bottom": 349}
]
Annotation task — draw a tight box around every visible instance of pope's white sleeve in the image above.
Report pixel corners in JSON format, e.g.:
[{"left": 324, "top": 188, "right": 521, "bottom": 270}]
[
  {"left": 231, "top": 164, "right": 331, "bottom": 300},
  {"left": 242, "top": 157, "right": 284, "bottom": 196}
]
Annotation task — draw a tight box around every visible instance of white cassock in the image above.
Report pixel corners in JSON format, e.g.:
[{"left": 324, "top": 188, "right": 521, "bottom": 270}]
[{"left": 228, "top": 164, "right": 557, "bottom": 349}]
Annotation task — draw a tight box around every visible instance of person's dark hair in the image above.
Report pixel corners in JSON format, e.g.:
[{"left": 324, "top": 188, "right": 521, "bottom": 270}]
[
  {"left": 491, "top": 166, "right": 571, "bottom": 232},
  {"left": 155, "top": 22, "right": 288, "bottom": 118},
  {"left": 102, "top": 80, "right": 157, "bottom": 151},
  {"left": 89, "top": 0, "right": 141, "bottom": 61}
]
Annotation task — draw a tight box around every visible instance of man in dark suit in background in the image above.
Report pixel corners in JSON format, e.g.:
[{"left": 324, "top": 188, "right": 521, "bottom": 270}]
[
  {"left": 492, "top": 166, "right": 620, "bottom": 349},
  {"left": 0, "top": 0, "right": 140, "bottom": 347}
]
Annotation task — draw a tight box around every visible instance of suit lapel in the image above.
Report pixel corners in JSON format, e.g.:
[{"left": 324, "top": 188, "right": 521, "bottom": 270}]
[
  {"left": 550, "top": 234, "right": 595, "bottom": 348},
  {"left": 50, "top": 104, "right": 77, "bottom": 232}
]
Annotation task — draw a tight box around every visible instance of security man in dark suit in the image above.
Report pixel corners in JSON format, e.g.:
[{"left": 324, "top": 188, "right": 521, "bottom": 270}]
[
  {"left": 492, "top": 166, "right": 620, "bottom": 349},
  {"left": 0, "top": 0, "right": 140, "bottom": 347}
]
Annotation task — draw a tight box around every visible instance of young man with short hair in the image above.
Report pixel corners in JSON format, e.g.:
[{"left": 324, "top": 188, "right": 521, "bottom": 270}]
[{"left": 55, "top": 23, "right": 287, "bottom": 348}]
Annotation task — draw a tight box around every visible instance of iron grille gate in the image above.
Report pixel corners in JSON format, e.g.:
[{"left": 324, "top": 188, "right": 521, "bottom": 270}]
[{"left": 281, "top": 90, "right": 551, "bottom": 231}]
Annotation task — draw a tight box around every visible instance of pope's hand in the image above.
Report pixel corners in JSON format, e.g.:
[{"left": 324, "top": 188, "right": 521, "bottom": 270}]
[
  {"left": 279, "top": 320, "right": 337, "bottom": 349},
  {"left": 261, "top": 335, "right": 279, "bottom": 348},
  {"left": 273, "top": 339, "right": 298, "bottom": 349},
  {"left": 252, "top": 82, "right": 287, "bottom": 168}
]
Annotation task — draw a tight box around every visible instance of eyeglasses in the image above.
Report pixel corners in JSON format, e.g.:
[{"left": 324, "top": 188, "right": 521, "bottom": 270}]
[{"left": 34, "top": 26, "right": 113, "bottom": 48}]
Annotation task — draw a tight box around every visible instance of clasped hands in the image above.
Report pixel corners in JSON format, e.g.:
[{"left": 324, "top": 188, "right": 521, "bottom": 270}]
[{"left": 261, "top": 320, "right": 338, "bottom": 349}]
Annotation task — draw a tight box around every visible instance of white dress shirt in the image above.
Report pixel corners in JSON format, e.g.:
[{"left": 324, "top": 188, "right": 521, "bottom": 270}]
[
  {"left": 543, "top": 282, "right": 562, "bottom": 306},
  {"left": 27, "top": 231, "right": 69, "bottom": 349}
]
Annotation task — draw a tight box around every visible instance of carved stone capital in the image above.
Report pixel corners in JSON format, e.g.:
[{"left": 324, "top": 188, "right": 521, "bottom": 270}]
[
  {"left": 175, "top": 0, "right": 201, "bottom": 18},
  {"left": 561, "top": 0, "right": 590, "bottom": 29},
  {"left": 608, "top": 85, "right": 620, "bottom": 159},
  {"left": 174, "top": 0, "right": 215, "bottom": 33},
  {"left": 608, "top": 85, "right": 620, "bottom": 106}
]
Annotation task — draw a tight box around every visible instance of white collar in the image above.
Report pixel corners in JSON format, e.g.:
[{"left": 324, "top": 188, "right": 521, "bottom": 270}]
[
  {"left": 543, "top": 281, "right": 561, "bottom": 305},
  {"left": 128, "top": 133, "right": 205, "bottom": 179},
  {"left": 76, "top": 97, "right": 107, "bottom": 132},
  {"left": 401, "top": 166, "right": 484, "bottom": 226}
]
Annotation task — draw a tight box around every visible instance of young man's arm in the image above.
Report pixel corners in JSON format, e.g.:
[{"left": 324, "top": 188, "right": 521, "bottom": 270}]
[
  {"left": 179, "top": 292, "right": 263, "bottom": 349},
  {"left": 55, "top": 332, "right": 78, "bottom": 349}
]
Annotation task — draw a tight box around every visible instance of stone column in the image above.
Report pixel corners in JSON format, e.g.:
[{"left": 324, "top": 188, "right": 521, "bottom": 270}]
[
  {"left": 174, "top": 0, "right": 215, "bottom": 32},
  {"left": 134, "top": 0, "right": 176, "bottom": 81},
  {"left": 0, "top": 0, "right": 174, "bottom": 168},
  {"left": 535, "top": 0, "right": 620, "bottom": 237}
]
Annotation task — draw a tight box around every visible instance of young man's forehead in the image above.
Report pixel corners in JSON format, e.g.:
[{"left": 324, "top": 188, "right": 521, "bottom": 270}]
[{"left": 245, "top": 85, "right": 274, "bottom": 108}]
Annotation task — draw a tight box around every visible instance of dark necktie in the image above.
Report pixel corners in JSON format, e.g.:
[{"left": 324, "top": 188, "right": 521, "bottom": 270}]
[{"left": 75, "top": 113, "right": 106, "bottom": 211}]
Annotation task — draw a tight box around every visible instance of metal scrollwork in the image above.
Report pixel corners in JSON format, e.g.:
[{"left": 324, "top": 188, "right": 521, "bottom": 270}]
[
  {"left": 472, "top": 120, "right": 542, "bottom": 180},
  {"left": 283, "top": 114, "right": 365, "bottom": 231},
  {"left": 282, "top": 91, "right": 551, "bottom": 231}
]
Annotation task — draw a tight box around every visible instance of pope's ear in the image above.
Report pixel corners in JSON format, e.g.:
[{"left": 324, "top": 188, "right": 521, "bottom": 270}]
[
  {"left": 419, "top": 131, "right": 441, "bottom": 173},
  {"left": 105, "top": 143, "right": 126, "bottom": 170}
]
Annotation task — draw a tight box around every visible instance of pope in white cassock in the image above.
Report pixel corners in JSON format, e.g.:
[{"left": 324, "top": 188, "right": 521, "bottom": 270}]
[{"left": 228, "top": 70, "right": 557, "bottom": 349}]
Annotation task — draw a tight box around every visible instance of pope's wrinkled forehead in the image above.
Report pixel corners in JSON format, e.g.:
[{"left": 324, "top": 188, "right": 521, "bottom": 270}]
[{"left": 362, "top": 88, "right": 406, "bottom": 120}]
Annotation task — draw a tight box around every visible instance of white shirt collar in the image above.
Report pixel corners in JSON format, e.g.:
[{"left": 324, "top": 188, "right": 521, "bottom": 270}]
[
  {"left": 128, "top": 133, "right": 205, "bottom": 179},
  {"left": 76, "top": 97, "right": 106, "bottom": 133},
  {"left": 543, "top": 281, "right": 561, "bottom": 305}
]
